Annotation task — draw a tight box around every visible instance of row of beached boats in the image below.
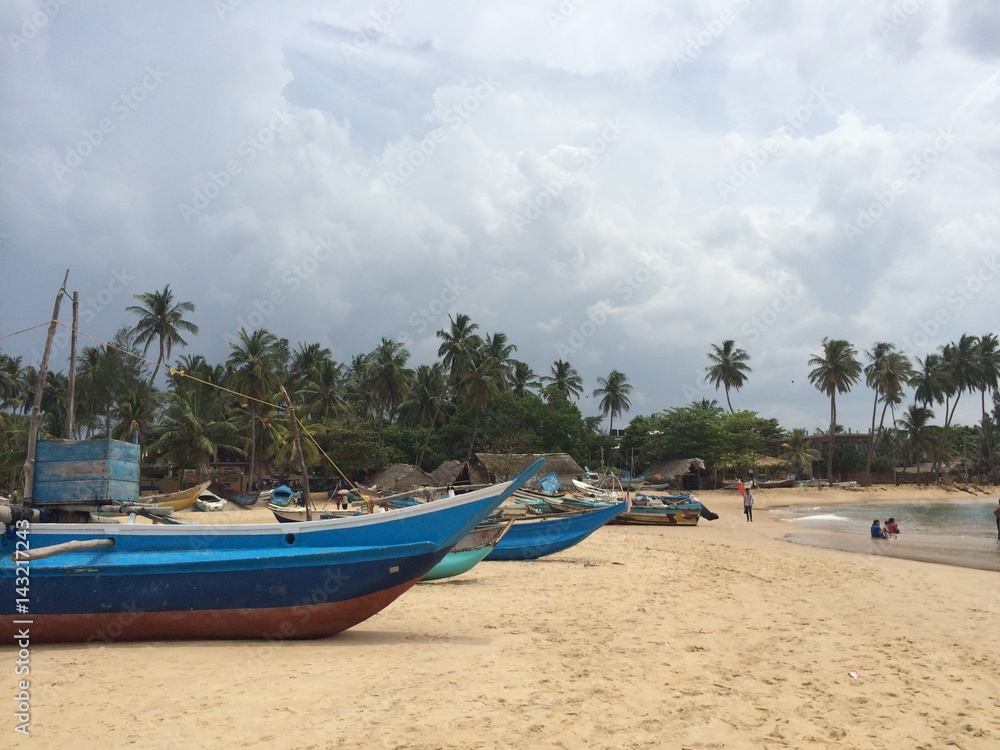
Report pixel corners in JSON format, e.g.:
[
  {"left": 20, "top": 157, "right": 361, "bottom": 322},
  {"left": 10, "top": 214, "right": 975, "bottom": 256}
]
[{"left": 0, "top": 438, "right": 716, "bottom": 645}]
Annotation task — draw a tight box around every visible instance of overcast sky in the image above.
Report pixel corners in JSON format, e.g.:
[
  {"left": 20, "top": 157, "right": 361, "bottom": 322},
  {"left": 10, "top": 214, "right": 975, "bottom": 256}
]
[{"left": 2, "top": 1, "right": 999, "bottom": 434}]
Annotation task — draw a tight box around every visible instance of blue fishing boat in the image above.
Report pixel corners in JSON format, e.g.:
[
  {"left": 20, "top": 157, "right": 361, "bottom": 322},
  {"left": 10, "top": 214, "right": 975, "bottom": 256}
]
[
  {"left": 485, "top": 500, "right": 627, "bottom": 561},
  {"left": 611, "top": 493, "right": 703, "bottom": 526},
  {"left": 422, "top": 518, "right": 514, "bottom": 581},
  {"left": 0, "top": 459, "right": 544, "bottom": 643}
]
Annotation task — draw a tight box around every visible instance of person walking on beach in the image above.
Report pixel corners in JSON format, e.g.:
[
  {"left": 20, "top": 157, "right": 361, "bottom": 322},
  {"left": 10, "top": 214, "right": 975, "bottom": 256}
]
[
  {"left": 993, "top": 499, "right": 1000, "bottom": 542},
  {"left": 743, "top": 488, "right": 754, "bottom": 522}
]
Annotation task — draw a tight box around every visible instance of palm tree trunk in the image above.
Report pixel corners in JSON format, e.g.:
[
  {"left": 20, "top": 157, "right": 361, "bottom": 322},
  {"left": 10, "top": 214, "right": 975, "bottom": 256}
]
[
  {"left": 416, "top": 404, "right": 441, "bottom": 467},
  {"left": 863, "top": 390, "right": 880, "bottom": 486},
  {"left": 725, "top": 386, "right": 734, "bottom": 413},
  {"left": 981, "top": 390, "right": 996, "bottom": 482},
  {"left": 826, "top": 393, "right": 836, "bottom": 486}
]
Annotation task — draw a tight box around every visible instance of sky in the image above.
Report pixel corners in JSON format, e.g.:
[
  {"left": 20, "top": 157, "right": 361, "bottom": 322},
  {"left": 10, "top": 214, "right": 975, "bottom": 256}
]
[{"left": 2, "top": 0, "right": 999, "bottom": 435}]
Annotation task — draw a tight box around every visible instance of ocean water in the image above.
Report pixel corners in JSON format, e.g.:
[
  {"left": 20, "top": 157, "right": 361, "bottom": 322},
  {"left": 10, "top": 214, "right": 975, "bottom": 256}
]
[{"left": 771, "top": 500, "right": 999, "bottom": 539}]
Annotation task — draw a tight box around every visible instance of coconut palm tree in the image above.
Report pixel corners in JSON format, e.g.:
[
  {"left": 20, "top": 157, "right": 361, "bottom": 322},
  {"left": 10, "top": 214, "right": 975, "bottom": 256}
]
[
  {"left": 483, "top": 332, "right": 517, "bottom": 391},
  {"left": 593, "top": 370, "right": 633, "bottom": 435},
  {"left": 704, "top": 340, "right": 751, "bottom": 413},
  {"left": 808, "top": 338, "right": 862, "bottom": 484},
  {"left": 541, "top": 359, "right": 583, "bottom": 401},
  {"left": 862, "top": 343, "right": 914, "bottom": 484},
  {"left": 940, "top": 334, "right": 980, "bottom": 437},
  {"left": 403, "top": 362, "right": 451, "bottom": 467},
  {"left": 150, "top": 388, "right": 246, "bottom": 473},
  {"left": 368, "top": 338, "right": 412, "bottom": 433},
  {"left": 509, "top": 360, "right": 540, "bottom": 397},
  {"left": 779, "top": 428, "right": 821, "bottom": 478},
  {"left": 436, "top": 313, "right": 481, "bottom": 386},
  {"left": 456, "top": 343, "right": 504, "bottom": 460},
  {"left": 127, "top": 286, "right": 199, "bottom": 439},
  {"left": 299, "top": 359, "right": 346, "bottom": 422},
  {"left": 974, "top": 333, "right": 1000, "bottom": 481},
  {"left": 896, "top": 403, "right": 936, "bottom": 469},
  {"left": 227, "top": 328, "right": 284, "bottom": 489},
  {"left": 288, "top": 342, "right": 333, "bottom": 394}
]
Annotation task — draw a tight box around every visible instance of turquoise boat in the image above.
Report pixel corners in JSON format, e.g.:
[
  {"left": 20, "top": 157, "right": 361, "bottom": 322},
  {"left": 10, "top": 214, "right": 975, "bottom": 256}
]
[{"left": 422, "top": 518, "right": 514, "bottom": 581}]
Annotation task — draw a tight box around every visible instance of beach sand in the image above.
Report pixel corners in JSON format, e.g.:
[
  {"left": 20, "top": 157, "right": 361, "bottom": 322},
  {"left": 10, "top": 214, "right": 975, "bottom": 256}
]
[{"left": 3, "top": 485, "right": 999, "bottom": 749}]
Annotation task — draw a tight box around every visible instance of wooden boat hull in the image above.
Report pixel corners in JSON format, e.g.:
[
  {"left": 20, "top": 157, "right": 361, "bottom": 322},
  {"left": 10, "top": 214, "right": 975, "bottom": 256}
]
[
  {"left": 610, "top": 498, "right": 702, "bottom": 526},
  {"left": 422, "top": 518, "right": 514, "bottom": 581},
  {"left": 146, "top": 481, "right": 212, "bottom": 512},
  {"left": 0, "top": 463, "right": 543, "bottom": 643},
  {"left": 485, "top": 501, "right": 626, "bottom": 560}
]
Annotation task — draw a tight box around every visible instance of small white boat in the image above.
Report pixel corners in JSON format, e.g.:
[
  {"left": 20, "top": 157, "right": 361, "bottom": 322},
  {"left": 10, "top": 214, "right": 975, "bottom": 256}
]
[{"left": 195, "top": 490, "right": 227, "bottom": 512}]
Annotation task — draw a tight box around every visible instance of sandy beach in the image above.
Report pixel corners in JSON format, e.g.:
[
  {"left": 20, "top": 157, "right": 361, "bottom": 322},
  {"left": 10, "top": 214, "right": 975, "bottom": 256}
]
[{"left": 3, "top": 484, "right": 999, "bottom": 749}]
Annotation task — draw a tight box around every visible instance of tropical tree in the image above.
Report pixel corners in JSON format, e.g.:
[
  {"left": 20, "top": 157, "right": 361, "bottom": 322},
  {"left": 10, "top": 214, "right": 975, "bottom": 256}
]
[
  {"left": 704, "top": 340, "right": 751, "bottom": 413},
  {"left": 368, "top": 338, "right": 412, "bottom": 434},
  {"left": 150, "top": 389, "right": 245, "bottom": 472},
  {"left": 127, "top": 285, "right": 198, "bottom": 438},
  {"left": 593, "top": 370, "right": 633, "bottom": 435},
  {"left": 541, "top": 359, "right": 583, "bottom": 401},
  {"left": 862, "top": 343, "right": 914, "bottom": 484},
  {"left": 940, "top": 334, "right": 980, "bottom": 439},
  {"left": 779, "top": 428, "right": 821, "bottom": 478},
  {"left": 299, "top": 359, "right": 346, "bottom": 422},
  {"left": 402, "top": 362, "right": 451, "bottom": 467},
  {"left": 288, "top": 342, "right": 333, "bottom": 394},
  {"left": 896, "top": 403, "right": 936, "bottom": 469},
  {"left": 974, "top": 333, "right": 1000, "bottom": 481},
  {"left": 436, "top": 313, "right": 481, "bottom": 386},
  {"left": 509, "top": 360, "right": 540, "bottom": 397},
  {"left": 227, "top": 328, "right": 285, "bottom": 489},
  {"left": 455, "top": 343, "right": 505, "bottom": 460},
  {"left": 808, "top": 338, "right": 862, "bottom": 483}
]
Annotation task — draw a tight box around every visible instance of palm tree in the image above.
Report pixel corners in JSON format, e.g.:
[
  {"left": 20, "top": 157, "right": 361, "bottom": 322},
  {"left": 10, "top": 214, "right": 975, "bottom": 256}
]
[
  {"left": 896, "top": 403, "right": 936, "bottom": 469},
  {"left": 299, "top": 359, "right": 346, "bottom": 422},
  {"left": 940, "top": 334, "right": 980, "bottom": 438},
  {"left": 436, "top": 313, "right": 481, "bottom": 386},
  {"left": 862, "top": 343, "right": 914, "bottom": 483},
  {"left": 974, "top": 333, "right": 1000, "bottom": 481},
  {"left": 150, "top": 388, "right": 245, "bottom": 473},
  {"left": 593, "top": 370, "right": 633, "bottom": 435},
  {"left": 456, "top": 344, "right": 503, "bottom": 460},
  {"left": 509, "top": 360, "right": 539, "bottom": 397},
  {"left": 288, "top": 342, "right": 333, "bottom": 394},
  {"left": 403, "top": 363, "right": 451, "bottom": 466},
  {"left": 541, "top": 359, "right": 583, "bottom": 401},
  {"left": 127, "top": 286, "right": 199, "bottom": 439},
  {"left": 227, "top": 328, "right": 284, "bottom": 489},
  {"left": 368, "top": 338, "right": 412, "bottom": 434},
  {"left": 704, "top": 340, "right": 751, "bottom": 413},
  {"left": 779, "top": 428, "right": 821, "bottom": 478},
  {"left": 483, "top": 332, "right": 517, "bottom": 391},
  {"left": 808, "top": 338, "right": 862, "bottom": 484}
]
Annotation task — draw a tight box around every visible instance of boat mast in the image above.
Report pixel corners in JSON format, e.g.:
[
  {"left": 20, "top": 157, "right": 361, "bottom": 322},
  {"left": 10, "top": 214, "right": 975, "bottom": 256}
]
[
  {"left": 23, "top": 269, "right": 70, "bottom": 502},
  {"left": 65, "top": 290, "right": 78, "bottom": 438},
  {"left": 280, "top": 385, "right": 312, "bottom": 521}
]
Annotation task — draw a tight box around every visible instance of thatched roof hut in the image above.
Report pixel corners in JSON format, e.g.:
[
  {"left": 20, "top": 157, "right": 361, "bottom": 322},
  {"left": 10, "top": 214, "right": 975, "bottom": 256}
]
[
  {"left": 364, "top": 463, "right": 437, "bottom": 492},
  {"left": 430, "top": 460, "right": 474, "bottom": 486},
  {"left": 471, "top": 452, "right": 584, "bottom": 489},
  {"left": 643, "top": 458, "right": 706, "bottom": 488}
]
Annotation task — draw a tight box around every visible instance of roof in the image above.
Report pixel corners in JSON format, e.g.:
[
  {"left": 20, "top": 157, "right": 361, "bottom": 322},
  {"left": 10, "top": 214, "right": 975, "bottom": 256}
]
[
  {"left": 472, "top": 452, "right": 584, "bottom": 486},
  {"left": 364, "top": 463, "right": 437, "bottom": 492}
]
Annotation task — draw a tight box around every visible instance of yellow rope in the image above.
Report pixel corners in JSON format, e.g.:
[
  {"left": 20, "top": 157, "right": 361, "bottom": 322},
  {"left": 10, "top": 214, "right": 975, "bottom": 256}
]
[{"left": 0, "top": 320, "right": 54, "bottom": 341}]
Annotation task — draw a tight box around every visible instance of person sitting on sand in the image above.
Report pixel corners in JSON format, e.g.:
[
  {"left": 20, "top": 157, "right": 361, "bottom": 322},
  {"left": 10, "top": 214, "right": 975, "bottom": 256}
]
[
  {"left": 870, "top": 519, "right": 889, "bottom": 539},
  {"left": 884, "top": 517, "right": 900, "bottom": 537}
]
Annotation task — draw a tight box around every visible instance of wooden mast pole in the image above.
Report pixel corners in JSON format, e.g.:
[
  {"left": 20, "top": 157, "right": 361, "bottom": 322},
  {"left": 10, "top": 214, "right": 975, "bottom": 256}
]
[
  {"left": 65, "top": 290, "right": 78, "bottom": 438},
  {"left": 23, "top": 269, "right": 70, "bottom": 502},
  {"left": 280, "top": 385, "right": 312, "bottom": 521}
]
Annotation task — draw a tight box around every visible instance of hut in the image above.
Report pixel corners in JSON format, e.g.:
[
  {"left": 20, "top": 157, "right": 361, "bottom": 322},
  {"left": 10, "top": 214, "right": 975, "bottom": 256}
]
[
  {"left": 363, "top": 463, "right": 437, "bottom": 493},
  {"left": 643, "top": 458, "right": 706, "bottom": 491},
  {"left": 430, "top": 460, "right": 475, "bottom": 487},
  {"left": 470, "top": 452, "right": 584, "bottom": 490}
]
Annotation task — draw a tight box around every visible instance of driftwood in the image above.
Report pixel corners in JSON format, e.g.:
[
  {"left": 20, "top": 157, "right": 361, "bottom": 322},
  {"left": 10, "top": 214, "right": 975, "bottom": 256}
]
[{"left": 14, "top": 538, "right": 114, "bottom": 562}]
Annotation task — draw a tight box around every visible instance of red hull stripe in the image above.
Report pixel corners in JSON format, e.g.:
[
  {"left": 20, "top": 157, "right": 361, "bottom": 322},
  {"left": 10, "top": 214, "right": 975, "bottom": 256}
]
[{"left": 1, "top": 577, "right": 419, "bottom": 643}]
